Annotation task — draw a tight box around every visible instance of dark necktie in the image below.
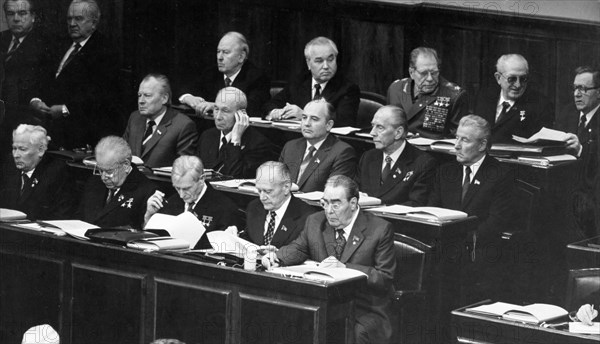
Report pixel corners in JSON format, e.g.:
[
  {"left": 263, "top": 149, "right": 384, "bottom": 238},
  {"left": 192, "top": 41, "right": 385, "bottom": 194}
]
[
  {"left": 462, "top": 166, "right": 472, "bottom": 202},
  {"left": 297, "top": 146, "right": 316, "bottom": 182},
  {"left": 313, "top": 84, "right": 322, "bottom": 100},
  {"left": 57, "top": 43, "right": 81, "bottom": 76},
  {"left": 20, "top": 173, "right": 30, "bottom": 197},
  {"left": 105, "top": 189, "right": 115, "bottom": 206},
  {"left": 577, "top": 115, "right": 587, "bottom": 142},
  {"left": 219, "top": 136, "right": 228, "bottom": 157},
  {"left": 264, "top": 211, "right": 276, "bottom": 245},
  {"left": 334, "top": 228, "right": 346, "bottom": 260},
  {"left": 5, "top": 37, "right": 20, "bottom": 62},
  {"left": 380, "top": 155, "right": 392, "bottom": 185},
  {"left": 142, "top": 120, "right": 156, "bottom": 146},
  {"left": 225, "top": 77, "right": 232, "bottom": 87},
  {"left": 496, "top": 101, "right": 511, "bottom": 124},
  {"left": 186, "top": 202, "right": 195, "bottom": 212}
]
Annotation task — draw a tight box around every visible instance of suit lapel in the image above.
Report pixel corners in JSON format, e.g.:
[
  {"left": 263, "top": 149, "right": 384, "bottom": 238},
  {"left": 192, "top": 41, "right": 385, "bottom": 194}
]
[
  {"left": 271, "top": 198, "right": 301, "bottom": 245},
  {"left": 142, "top": 108, "right": 174, "bottom": 158},
  {"left": 380, "top": 146, "right": 414, "bottom": 195},
  {"left": 289, "top": 140, "right": 307, "bottom": 183},
  {"left": 298, "top": 135, "right": 334, "bottom": 187},
  {"left": 461, "top": 156, "right": 489, "bottom": 208},
  {"left": 367, "top": 152, "right": 383, "bottom": 193},
  {"left": 323, "top": 223, "right": 338, "bottom": 258},
  {"left": 250, "top": 206, "right": 267, "bottom": 245},
  {"left": 340, "top": 212, "right": 366, "bottom": 263}
]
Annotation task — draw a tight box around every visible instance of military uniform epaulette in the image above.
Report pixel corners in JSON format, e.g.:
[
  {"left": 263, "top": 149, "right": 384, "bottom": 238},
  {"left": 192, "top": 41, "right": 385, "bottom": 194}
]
[{"left": 439, "top": 80, "right": 463, "bottom": 97}]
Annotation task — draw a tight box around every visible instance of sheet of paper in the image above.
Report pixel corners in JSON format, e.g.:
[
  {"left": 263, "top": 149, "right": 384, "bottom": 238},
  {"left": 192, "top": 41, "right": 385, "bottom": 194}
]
[
  {"left": 0, "top": 208, "right": 27, "bottom": 221},
  {"left": 408, "top": 137, "right": 437, "bottom": 146},
  {"left": 569, "top": 322, "right": 600, "bottom": 334},
  {"left": 210, "top": 179, "right": 256, "bottom": 188},
  {"left": 330, "top": 126, "right": 361, "bottom": 135},
  {"left": 366, "top": 204, "right": 416, "bottom": 214},
  {"left": 44, "top": 220, "right": 98, "bottom": 239},
  {"left": 206, "top": 231, "right": 259, "bottom": 258},
  {"left": 145, "top": 212, "right": 205, "bottom": 249}
]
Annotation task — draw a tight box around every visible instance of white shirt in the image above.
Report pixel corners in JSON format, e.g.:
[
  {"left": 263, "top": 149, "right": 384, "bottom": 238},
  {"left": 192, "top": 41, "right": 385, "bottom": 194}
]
[
  {"left": 311, "top": 78, "right": 329, "bottom": 99},
  {"left": 142, "top": 108, "right": 166, "bottom": 145},
  {"left": 305, "top": 135, "right": 327, "bottom": 156},
  {"left": 263, "top": 195, "right": 292, "bottom": 237},
  {"left": 464, "top": 154, "right": 486, "bottom": 183},
  {"left": 7, "top": 35, "right": 25, "bottom": 52},
  {"left": 184, "top": 181, "right": 208, "bottom": 212},
  {"left": 495, "top": 93, "right": 515, "bottom": 121},
  {"left": 336, "top": 207, "right": 360, "bottom": 241},
  {"left": 219, "top": 131, "right": 233, "bottom": 149},
  {"left": 225, "top": 68, "right": 242, "bottom": 84},
  {"left": 381, "top": 141, "right": 406, "bottom": 171},
  {"left": 580, "top": 104, "right": 600, "bottom": 128},
  {"left": 56, "top": 35, "right": 93, "bottom": 77}
]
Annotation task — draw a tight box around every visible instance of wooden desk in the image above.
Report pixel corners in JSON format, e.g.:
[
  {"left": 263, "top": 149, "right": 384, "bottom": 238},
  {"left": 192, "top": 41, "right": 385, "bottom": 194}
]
[
  {"left": 451, "top": 301, "right": 600, "bottom": 344},
  {"left": 0, "top": 225, "right": 364, "bottom": 344},
  {"left": 567, "top": 235, "right": 600, "bottom": 269}
]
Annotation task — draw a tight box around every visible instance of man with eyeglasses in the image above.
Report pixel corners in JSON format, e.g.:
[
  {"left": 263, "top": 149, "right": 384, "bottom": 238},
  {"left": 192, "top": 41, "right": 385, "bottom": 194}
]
[
  {"left": 387, "top": 47, "right": 469, "bottom": 138},
  {"left": 428, "top": 115, "right": 516, "bottom": 303},
  {"left": 556, "top": 66, "right": 600, "bottom": 238},
  {"left": 0, "top": 0, "right": 53, "bottom": 161},
  {"left": 262, "top": 175, "right": 396, "bottom": 344},
  {"left": 0, "top": 124, "right": 75, "bottom": 220},
  {"left": 474, "top": 54, "right": 554, "bottom": 143},
  {"left": 144, "top": 155, "right": 244, "bottom": 249},
  {"left": 78, "top": 136, "right": 156, "bottom": 229}
]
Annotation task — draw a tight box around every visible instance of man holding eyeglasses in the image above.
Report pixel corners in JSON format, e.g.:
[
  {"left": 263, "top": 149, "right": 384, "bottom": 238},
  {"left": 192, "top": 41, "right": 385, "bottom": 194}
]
[
  {"left": 387, "top": 47, "right": 469, "bottom": 138},
  {"left": 474, "top": 54, "right": 554, "bottom": 143},
  {"left": 556, "top": 66, "right": 600, "bottom": 238},
  {"left": 263, "top": 175, "right": 396, "bottom": 344},
  {"left": 144, "top": 155, "right": 244, "bottom": 249},
  {"left": 78, "top": 136, "right": 156, "bottom": 229}
]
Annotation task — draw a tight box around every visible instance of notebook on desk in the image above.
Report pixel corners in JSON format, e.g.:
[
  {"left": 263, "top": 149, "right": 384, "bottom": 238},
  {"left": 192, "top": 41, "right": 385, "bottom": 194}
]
[{"left": 465, "top": 301, "right": 568, "bottom": 324}]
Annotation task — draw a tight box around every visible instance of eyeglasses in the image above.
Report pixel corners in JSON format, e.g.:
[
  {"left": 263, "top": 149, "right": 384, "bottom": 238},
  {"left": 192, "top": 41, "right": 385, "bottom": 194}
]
[
  {"left": 573, "top": 85, "right": 599, "bottom": 94},
  {"left": 319, "top": 199, "right": 343, "bottom": 211},
  {"left": 6, "top": 10, "right": 31, "bottom": 17},
  {"left": 414, "top": 69, "right": 440, "bottom": 78},
  {"left": 93, "top": 164, "right": 122, "bottom": 178},
  {"left": 499, "top": 74, "right": 529, "bottom": 84}
]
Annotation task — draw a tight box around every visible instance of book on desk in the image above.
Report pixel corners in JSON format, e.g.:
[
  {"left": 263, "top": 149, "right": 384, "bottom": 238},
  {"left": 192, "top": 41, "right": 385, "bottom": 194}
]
[
  {"left": 465, "top": 301, "right": 568, "bottom": 324},
  {"left": 366, "top": 204, "right": 467, "bottom": 221}
]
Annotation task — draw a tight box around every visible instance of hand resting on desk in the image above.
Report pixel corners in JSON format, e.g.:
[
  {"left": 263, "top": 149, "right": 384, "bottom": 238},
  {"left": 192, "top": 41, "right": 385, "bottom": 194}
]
[{"left": 576, "top": 304, "right": 598, "bottom": 326}]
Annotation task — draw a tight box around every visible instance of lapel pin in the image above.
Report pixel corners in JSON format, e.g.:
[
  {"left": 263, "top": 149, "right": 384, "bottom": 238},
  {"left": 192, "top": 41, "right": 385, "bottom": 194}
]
[
  {"left": 157, "top": 130, "right": 162, "bottom": 135},
  {"left": 31, "top": 178, "right": 39, "bottom": 187},
  {"left": 118, "top": 194, "right": 125, "bottom": 202},
  {"left": 315, "top": 158, "right": 320, "bottom": 164},
  {"left": 281, "top": 225, "right": 288, "bottom": 232},
  {"left": 352, "top": 235, "right": 360, "bottom": 245},
  {"left": 519, "top": 111, "right": 526, "bottom": 122},
  {"left": 403, "top": 171, "right": 413, "bottom": 181},
  {"left": 474, "top": 179, "right": 480, "bottom": 185}
]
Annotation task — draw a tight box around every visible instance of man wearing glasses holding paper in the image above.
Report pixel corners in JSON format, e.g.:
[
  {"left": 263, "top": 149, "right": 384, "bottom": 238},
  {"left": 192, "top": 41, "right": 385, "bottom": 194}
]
[
  {"left": 387, "top": 47, "right": 469, "bottom": 138},
  {"left": 78, "top": 136, "right": 156, "bottom": 229},
  {"left": 262, "top": 175, "right": 396, "bottom": 344},
  {"left": 473, "top": 54, "right": 554, "bottom": 143}
]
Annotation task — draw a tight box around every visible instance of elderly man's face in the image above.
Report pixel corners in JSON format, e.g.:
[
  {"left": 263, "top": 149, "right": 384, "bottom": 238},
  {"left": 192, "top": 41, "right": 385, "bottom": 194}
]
[
  {"left": 370, "top": 109, "right": 403, "bottom": 154},
  {"left": 301, "top": 101, "right": 333, "bottom": 144},
  {"left": 454, "top": 125, "right": 487, "bottom": 166},
  {"left": 495, "top": 58, "right": 528, "bottom": 101},
  {"left": 67, "top": 2, "right": 97, "bottom": 42},
  {"left": 95, "top": 152, "right": 130, "bottom": 190},
  {"left": 320, "top": 185, "right": 357, "bottom": 229},
  {"left": 138, "top": 78, "right": 168, "bottom": 117},
  {"left": 573, "top": 72, "right": 600, "bottom": 114},
  {"left": 217, "top": 35, "right": 245, "bottom": 77},
  {"left": 409, "top": 54, "right": 440, "bottom": 95},
  {"left": 213, "top": 92, "right": 241, "bottom": 133},
  {"left": 306, "top": 44, "right": 337, "bottom": 83},
  {"left": 172, "top": 173, "right": 204, "bottom": 204},
  {"left": 255, "top": 166, "right": 291, "bottom": 211},
  {"left": 12, "top": 132, "right": 44, "bottom": 172},
  {"left": 5, "top": 0, "right": 35, "bottom": 38}
]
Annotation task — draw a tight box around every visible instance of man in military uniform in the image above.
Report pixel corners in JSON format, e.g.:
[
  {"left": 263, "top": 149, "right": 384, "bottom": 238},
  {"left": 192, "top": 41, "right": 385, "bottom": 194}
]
[{"left": 387, "top": 47, "right": 469, "bottom": 138}]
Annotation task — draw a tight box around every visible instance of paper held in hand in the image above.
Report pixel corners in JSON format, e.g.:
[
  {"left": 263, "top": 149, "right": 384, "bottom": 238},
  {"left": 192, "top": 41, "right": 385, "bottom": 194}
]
[
  {"left": 512, "top": 127, "right": 570, "bottom": 144},
  {"left": 144, "top": 212, "right": 206, "bottom": 249}
]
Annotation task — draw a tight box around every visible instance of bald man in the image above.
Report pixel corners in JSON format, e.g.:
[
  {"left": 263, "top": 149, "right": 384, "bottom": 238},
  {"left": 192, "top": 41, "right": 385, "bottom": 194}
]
[{"left": 473, "top": 54, "right": 554, "bottom": 142}]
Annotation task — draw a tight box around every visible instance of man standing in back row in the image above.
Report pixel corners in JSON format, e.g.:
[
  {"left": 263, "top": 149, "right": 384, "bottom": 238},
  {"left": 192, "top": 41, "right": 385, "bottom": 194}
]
[{"left": 387, "top": 47, "right": 469, "bottom": 138}]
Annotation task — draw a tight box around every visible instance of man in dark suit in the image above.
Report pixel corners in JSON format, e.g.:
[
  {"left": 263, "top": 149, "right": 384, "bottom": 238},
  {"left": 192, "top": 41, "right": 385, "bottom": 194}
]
[
  {"left": 263, "top": 175, "right": 396, "bottom": 344},
  {"left": 556, "top": 66, "right": 600, "bottom": 239},
  {"left": 0, "top": 0, "right": 52, "bottom": 161},
  {"left": 428, "top": 115, "right": 516, "bottom": 303},
  {"left": 357, "top": 105, "right": 436, "bottom": 206},
  {"left": 244, "top": 161, "right": 316, "bottom": 248},
  {"left": 387, "top": 47, "right": 469, "bottom": 138},
  {"left": 144, "top": 155, "right": 244, "bottom": 249},
  {"left": 197, "top": 87, "right": 277, "bottom": 178},
  {"left": 279, "top": 99, "right": 356, "bottom": 192},
  {"left": 178, "top": 31, "right": 270, "bottom": 117},
  {"left": 123, "top": 74, "right": 198, "bottom": 168},
  {"left": 30, "top": 0, "right": 121, "bottom": 149},
  {"left": 473, "top": 54, "right": 554, "bottom": 143},
  {"left": 78, "top": 136, "right": 157, "bottom": 229},
  {"left": 265, "top": 36, "right": 360, "bottom": 127},
  {"left": 0, "top": 124, "right": 75, "bottom": 220}
]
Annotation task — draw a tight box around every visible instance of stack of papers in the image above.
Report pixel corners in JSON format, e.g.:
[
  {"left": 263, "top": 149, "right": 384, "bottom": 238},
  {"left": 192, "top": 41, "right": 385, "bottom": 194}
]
[
  {"left": 295, "top": 191, "right": 381, "bottom": 206},
  {"left": 267, "top": 264, "right": 367, "bottom": 283},
  {"left": 569, "top": 322, "right": 600, "bottom": 334},
  {"left": 14, "top": 220, "right": 98, "bottom": 239},
  {"left": 330, "top": 127, "right": 362, "bottom": 135},
  {"left": 465, "top": 301, "right": 568, "bottom": 324},
  {"left": 512, "top": 127, "right": 569, "bottom": 144},
  {"left": 211, "top": 179, "right": 299, "bottom": 193},
  {"left": 205, "top": 230, "right": 258, "bottom": 258},
  {"left": 0, "top": 208, "right": 27, "bottom": 221},
  {"left": 366, "top": 205, "right": 467, "bottom": 221},
  {"left": 144, "top": 212, "right": 206, "bottom": 249}
]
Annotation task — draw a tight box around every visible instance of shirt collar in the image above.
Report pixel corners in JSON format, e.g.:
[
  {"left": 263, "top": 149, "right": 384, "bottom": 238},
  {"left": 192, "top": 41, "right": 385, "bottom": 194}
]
[
  {"left": 580, "top": 103, "right": 600, "bottom": 125},
  {"left": 498, "top": 92, "right": 515, "bottom": 109},
  {"left": 188, "top": 181, "right": 208, "bottom": 209},
  {"left": 220, "top": 131, "right": 232, "bottom": 144},
  {"left": 311, "top": 78, "right": 329, "bottom": 92},
  {"left": 338, "top": 207, "right": 360, "bottom": 239},
  {"left": 307, "top": 135, "right": 328, "bottom": 151},
  {"left": 272, "top": 195, "right": 292, "bottom": 219},
  {"left": 73, "top": 34, "right": 93, "bottom": 48},
  {"left": 148, "top": 107, "right": 167, "bottom": 125},
  {"left": 383, "top": 140, "right": 406, "bottom": 165},
  {"left": 225, "top": 68, "right": 242, "bottom": 83},
  {"left": 464, "top": 154, "right": 487, "bottom": 179}
]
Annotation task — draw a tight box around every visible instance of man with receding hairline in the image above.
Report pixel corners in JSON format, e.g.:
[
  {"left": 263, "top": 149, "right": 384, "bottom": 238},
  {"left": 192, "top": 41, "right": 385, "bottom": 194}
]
[
  {"left": 474, "top": 53, "right": 554, "bottom": 142},
  {"left": 265, "top": 36, "right": 360, "bottom": 127},
  {"left": 178, "top": 31, "right": 270, "bottom": 117},
  {"left": 123, "top": 73, "right": 198, "bottom": 168}
]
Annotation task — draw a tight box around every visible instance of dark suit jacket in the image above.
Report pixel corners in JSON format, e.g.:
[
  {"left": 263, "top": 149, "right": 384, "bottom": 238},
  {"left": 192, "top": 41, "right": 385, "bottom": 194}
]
[
  {"left": 245, "top": 196, "right": 316, "bottom": 248},
  {"left": 278, "top": 210, "right": 395, "bottom": 343},
  {"left": 39, "top": 32, "right": 122, "bottom": 149},
  {"left": 78, "top": 167, "right": 156, "bottom": 229},
  {"left": 279, "top": 134, "right": 357, "bottom": 192},
  {"left": 264, "top": 72, "right": 360, "bottom": 127},
  {"left": 474, "top": 87, "right": 554, "bottom": 143},
  {"left": 357, "top": 143, "right": 437, "bottom": 206},
  {"left": 198, "top": 126, "right": 277, "bottom": 178},
  {"left": 0, "top": 155, "right": 75, "bottom": 220},
  {"left": 428, "top": 155, "right": 516, "bottom": 244},
  {"left": 160, "top": 183, "right": 244, "bottom": 248},
  {"left": 179, "top": 61, "right": 270, "bottom": 117},
  {"left": 123, "top": 107, "right": 198, "bottom": 168}
]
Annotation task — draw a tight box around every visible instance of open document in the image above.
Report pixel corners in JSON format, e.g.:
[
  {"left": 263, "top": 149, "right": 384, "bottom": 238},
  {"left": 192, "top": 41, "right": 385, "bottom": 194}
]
[
  {"left": 267, "top": 264, "right": 367, "bottom": 283},
  {"left": 144, "top": 212, "right": 205, "bottom": 249},
  {"left": 366, "top": 205, "right": 467, "bottom": 221}
]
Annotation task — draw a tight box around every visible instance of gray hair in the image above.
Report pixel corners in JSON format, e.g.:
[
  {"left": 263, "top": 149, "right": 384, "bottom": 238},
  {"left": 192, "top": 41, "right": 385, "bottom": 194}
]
[
  {"left": 256, "top": 161, "right": 291, "bottom": 184},
  {"left": 575, "top": 66, "right": 600, "bottom": 88},
  {"left": 377, "top": 105, "right": 408, "bottom": 136},
  {"left": 13, "top": 124, "right": 50, "bottom": 151},
  {"left": 95, "top": 136, "right": 132, "bottom": 163},
  {"left": 304, "top": 98, "right": 336, "bottom": 122},
  {"left": 409, "top": 47, "right": 440, "bottom": 69},
  {"left": 215, "top": 86, "right": 247, "bottom": 110},
  {"left": 172, "top": 155, "right": 204, "bottom": 182},
  {"left": 459, "top": 114, "right": 492, "bottom": 149},
  {"left": 222, "top": 31, "right": 249, "bottom": 60},
  {"left": 496, "top": 54, "right": 529, "bottom": 74},
  {"left": 142, "top": 73, "right": 172, "bottom": 104},
  {"left": 304, "top": 36, "right": 338, "bottom": 60},
  {"left": 70, "top": 0, "right": 100, "bottom": 21},
  {"left": 325, "top": 175, "right": 359, "bottom": 201}
]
